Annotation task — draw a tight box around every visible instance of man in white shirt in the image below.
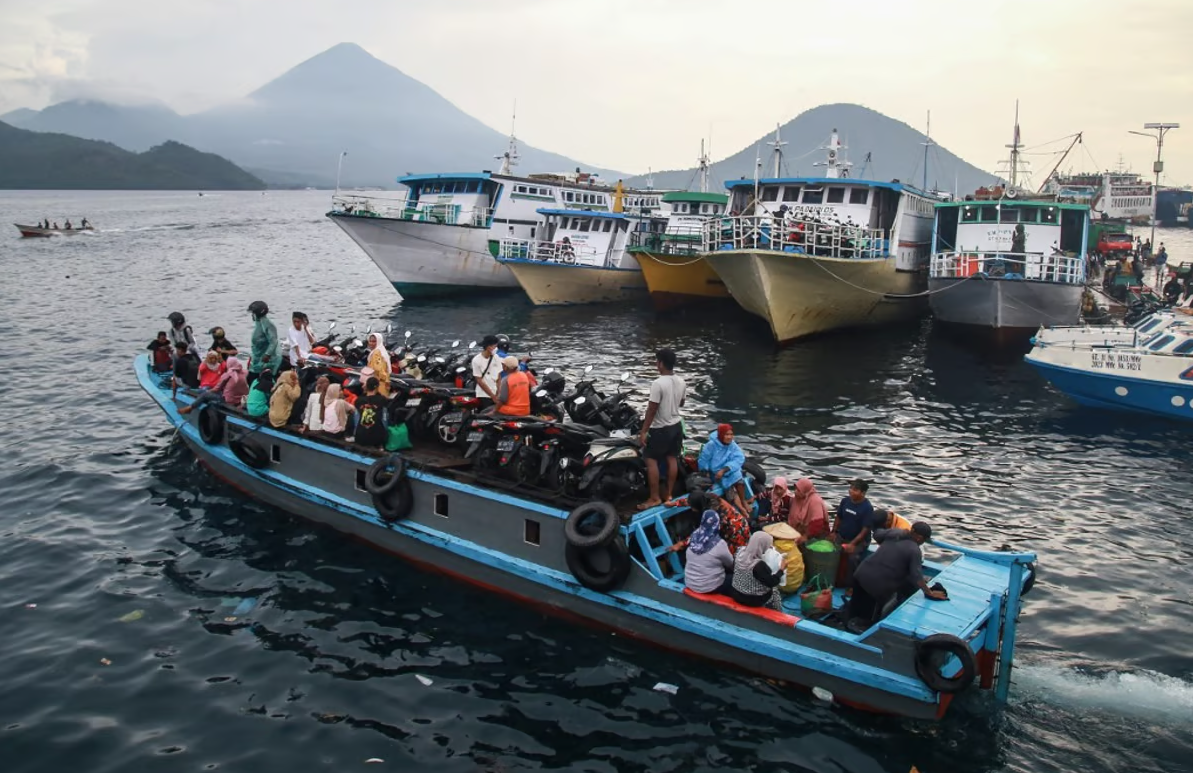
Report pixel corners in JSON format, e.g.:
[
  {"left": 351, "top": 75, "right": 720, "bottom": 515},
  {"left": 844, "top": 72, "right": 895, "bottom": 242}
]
[
  {"left": 287, "top": 312, "right": 316, "bottom": 367},
  {"left": 638, "top": 348, "right": 686, "bottom": 510},
  {"left": 472, "top": 334, "right": 501, "bottom": 407}
]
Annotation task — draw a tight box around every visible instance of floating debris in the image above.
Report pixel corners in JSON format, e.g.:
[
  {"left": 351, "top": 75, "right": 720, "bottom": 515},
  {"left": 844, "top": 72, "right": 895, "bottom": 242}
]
[
  {"left": 415, "top": 675, "right": 433, "bottom": 686},
  {"left": 118, "top": 609, "right": 144, "bottom": 623},
  {"left": 365, "top": 758, "right": 384, "bottom": 764},
  {"left": 652, "top": 682, "right": 679, "bottom": 695},
  {"left": 812, "top": 686, "right": 834, "bottom": 704},
  {"left": 99, "top": 658, "right": 112, "bottom": 666},
  {"left": 24, "top": 603, "right": 36, "bottom": 609}
]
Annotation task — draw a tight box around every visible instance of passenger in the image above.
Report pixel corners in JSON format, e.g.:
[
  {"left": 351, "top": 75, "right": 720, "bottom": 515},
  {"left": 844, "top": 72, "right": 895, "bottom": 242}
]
[
  {"left": 287, "top": 312, "right": 316, "bottom": 367},
  {"left": 789, "top": 477, "right": 830, "bottom": 540},
  {"left": 52, "top": 222, "right": 59, "bottom": 229},
  {"left": 698, "top": 423, "right": 747, "bottom": 513},
  {"left": 472, "top": 334, "right": 502, "bottom": 408},
  {"left": 847, "top": 523, "right": 946, "bottom": 627},
  {"left": 245, "top": 370, "right": 273, "bottom": 418},
  {"left": 247, "top": 300, "right": 281, "bottom": 385},
  {"left": 180, "top": 357, "right": 248, "bottom": 414},
  {"left": 208, "top": 327, "right": 238, "bottom": 360},
  {"left": 1154, "top": 244, "right": 1168, "bottom": 287},
  {"left": 832, "top": 478, "right": 875, "bottom": 588},
  {"left": 170, "top": 342, "right": 201, "bottom": 397},
  {"left": 81, "top": 218, "right": 89, "bottom": 228},
  {"left": 706, "top": 490, "right": 751, "bottom": 554},
  {"left": 754, "top": 476, "right": 793, "bottom": 528},
  {"left": 366, "top": 332, "right": 391, "bottom": 397},
  {"left": 1164, "top": 275, "right": 1183, "bottom": 304},
  {"left": 874, "top": 508, "right": 912, "bottom": 532},
  {"left": 147, "top": 331, "right": 173, "bottom": 373},
  {"left": 300, "top": 375, "right": 331, "bottom": 433},
  {"left": 353, "top": 377, "right": 389, "bottom": 449},
  {"left": 728, "top": 532, "right": 790, "bottom": 611},
  {"left": 320, "top": 384, "right": 356, "bottom": 440},
  {"left": 638, "top": 348, "right": 686, "bottom": 510},
  {"left": 495, "top": 356, "right": 531, "bottom": 415},
  {"left": 64, "top": 219, "right": 72, "bottom": 230},
  {"left": 198, "top": 350, "right": 226, "bottom": 390},
  {"left": 166, "top": 312, "right": 199, "bottom": 359},
  {"left": 268, "top": 370, "right": 301, "bottom": 429},
  {"left": 682, "top": 510, "right": 735, "bottom": 595}
]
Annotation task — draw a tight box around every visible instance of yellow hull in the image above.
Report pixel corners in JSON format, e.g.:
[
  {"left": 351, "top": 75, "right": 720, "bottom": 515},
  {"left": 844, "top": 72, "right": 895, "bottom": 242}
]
[
  {"left": 703, "top": 250, "right": 926, "bottom": 342},
  {"left": 632, "top": 251, "right": 729, "bottom": 308},
  {"left": 503, "top": 260, "right": 648, "bottom": 306}
]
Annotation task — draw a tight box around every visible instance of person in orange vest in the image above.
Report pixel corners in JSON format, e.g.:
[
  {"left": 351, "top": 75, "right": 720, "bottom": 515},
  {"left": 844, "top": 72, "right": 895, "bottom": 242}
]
[{"left": 495, "top": 356, "right": 531, "bottom": 416}]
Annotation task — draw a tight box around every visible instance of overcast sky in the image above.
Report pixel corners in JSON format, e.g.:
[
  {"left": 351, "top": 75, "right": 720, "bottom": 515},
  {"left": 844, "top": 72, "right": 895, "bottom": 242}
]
[{"left": 2, "top": 0, "right": 1191, "bottom": 183}]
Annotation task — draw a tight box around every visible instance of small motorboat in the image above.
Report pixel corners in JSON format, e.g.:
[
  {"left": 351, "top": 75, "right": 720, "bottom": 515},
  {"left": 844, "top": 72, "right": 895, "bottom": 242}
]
[{"left": 14, "top": 224, "right": 96, "bottom": 238}]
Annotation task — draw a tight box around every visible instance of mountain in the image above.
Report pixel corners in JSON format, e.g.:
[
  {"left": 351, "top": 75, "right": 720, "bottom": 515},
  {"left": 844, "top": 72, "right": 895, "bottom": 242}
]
[
  {"left": 628, "top": 104, "right": 996, "bottom": 195},
  {"left": 4, "top": 43, "right": 621, "bottom": 188},
  {"left": 0, "top": 122, "right": 265, "bottom": 190},
  {"left": 0, "top": 107, "right": 39, "bottom": 127}
]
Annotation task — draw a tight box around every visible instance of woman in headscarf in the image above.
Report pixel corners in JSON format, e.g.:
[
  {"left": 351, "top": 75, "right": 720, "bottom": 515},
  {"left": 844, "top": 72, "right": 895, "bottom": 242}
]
[
  {"left": 754, "top": 476, "right": 793, "bottom": 528},
  {"left": 301, "top": 375, "right": 331, "bottom": 434},
  {"left": 268, "top": 369, "right": 301, "bottom": 429},
  {"left": 698, "top": 423, "right": 747, "bottom": 511},
  {"left": 180, "top": 356, "right": 249, "bottom": 414},
  {"left": 728, "top": 531, "right": 789, "bottom": 610},
  {"left": 366, "top": 332, "right": 391, "bottom": 397},
  {"left": 208, "top": 326, "right": 238, "bottom": 361},
  {"left": 246, "top": 370, "right": 274, "bottom": 418},
  {"left": 320, "top": 383, "right": 356, "bottom": 440},
  {"left": 198, "top": 350, "right": 226, "bottom": 390},
  {"left": 683, "top": 510, "right": 735, "bottom": 595},
  {"left": 668, "top": 491, "right": 750, "bottom": 556},
  {"left": 788, "top": 477, "right": 829, "bottom": 541}
]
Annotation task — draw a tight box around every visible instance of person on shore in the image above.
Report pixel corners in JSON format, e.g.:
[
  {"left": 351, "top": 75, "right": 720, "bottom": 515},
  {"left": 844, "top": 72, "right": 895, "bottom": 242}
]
[
  {"left": 300, "top": 375, "right": 331, "bottom": 433},
  {"left": 171, "top": 342, "right": 200, "bottom": 397},
  {"left": 698, "top": 423, "right": 747, "bottom": 513},
  {"left": 682, "top": 510, "right": 735, "bottom": 595},
  {"left": 247, "top": 301, "right": 281, "bottom": 385},
  {"left": 1154, "top": 244, "right": 1168, "bottom": 287},
  {"left": 495, "top": 356, "right": 531, "bottom": 415},
  {"left": 1143, "top": 239, "right": 1153, "bottom": 262},
  {"left": 246, "top": 370, "right": 273, "bottom": 418},
  {"left": 208, "top": 327, "right": 238, "bottom": 360},
  {"left": 847, "top": 522, "right": 946, "bottom": 627},
  {"left": 638, "top": 348, "right": 686, "bottom": 510},
  {"left": 147, "top": 331, "right": 173, "bottom": 373},
  {"left": 287, "top": 312, "right": 316, "bottom": 367},
  {"left": 166, "top": 312, "right": 199, "bottom": 359},
  {"left": 198, "top": 350, "right": 226, "bottom": 390},
  {"left": 268, "top": 370, "right": 301, "bottom": 429},
  {"left": 753, "top": 476, "right": 793, "bottom": 528},
  {"left": 180, "top": 357, "right": 248, "bottom": 414},
  {"left": 1131, "top": 253, "right": 1145, "bottom": 283},
  {"left": 728, "top": 531, "right": 789, "bottom": 611},
  {"left": 472, "top": 334, "right": 501, "bottom": 408},
  {"left": 353, "top": 377, "right": 389, "bottom": 449},
  {"left": 789, "top": 477, "right": 830, "bottom": 541},
  {"left": 321, "top": 384, "right": 356, "bottom": 440},
  {"left": 832, "top": 478, "right": 875, "bottom": 587}
]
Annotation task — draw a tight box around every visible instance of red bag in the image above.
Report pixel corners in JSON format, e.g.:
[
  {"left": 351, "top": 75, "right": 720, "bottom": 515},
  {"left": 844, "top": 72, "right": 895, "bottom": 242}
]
[{"left": 800, "top": 576, "right": 834, "bottom": 617}]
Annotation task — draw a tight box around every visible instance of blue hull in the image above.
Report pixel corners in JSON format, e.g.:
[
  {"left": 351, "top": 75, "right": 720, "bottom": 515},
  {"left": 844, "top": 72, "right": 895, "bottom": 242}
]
[{"left": 1028, "top": 359, "right": 1193, "bottom": 422}]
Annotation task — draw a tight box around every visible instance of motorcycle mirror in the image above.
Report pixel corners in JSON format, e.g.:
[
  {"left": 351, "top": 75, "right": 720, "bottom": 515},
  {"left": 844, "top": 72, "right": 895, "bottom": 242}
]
[
  {"left": 353, "top": 339, "right": 363, "bottom": 347},
  {"left": 328, "top": 321, "right": 337, "bottom": 330},
  {"left": 417, "top": 355, "right": 426, "bottom": 363},
  {"left": 468, "top": 340, "right": 477, "bottom": 348},
  {"left": 435, "top": 357, "right": 446, "bottom": 364},
  {"left": 535, "top": 389, "right": 547, "bottom": 397},
  {"left": 365, "top": 325, "right": 373, "bottom": 334},
  {"left": 544, "top": 367, "right": 554, "bottom": 374},
  {"left": 620, "top": 372, "right": 630, "bottom": 382},
  {"left": 386, "top": 323, "right": 393, "bottom": 334},
  {"left": 333, "top": 345, "right": 343, "bottom": 353},
  {"left": 573, "top": 396, "right": 587, "bottom": 406},
  {"left": 584, "top": 365, "right": 594, "bottom": 373},
  {"left": 451, "top": 340, "right": 460, "bottom": 348},
  {"left": 404, "top": 330, "right": 412, "bottom": 339},
  {"left": 456, "top": 366, "right": 466, "bottom": 374}
]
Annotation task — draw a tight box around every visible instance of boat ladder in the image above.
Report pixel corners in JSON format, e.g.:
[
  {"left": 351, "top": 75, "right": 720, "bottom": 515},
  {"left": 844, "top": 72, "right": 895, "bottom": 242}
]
[{"left": 628, "top": 512, "right": 683, "bottom": 581}]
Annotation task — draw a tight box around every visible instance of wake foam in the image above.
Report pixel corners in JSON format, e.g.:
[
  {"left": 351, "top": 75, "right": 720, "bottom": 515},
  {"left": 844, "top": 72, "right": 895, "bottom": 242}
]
[{"left": 1014, "top": 663, "right": 1193, "bottom": 724}]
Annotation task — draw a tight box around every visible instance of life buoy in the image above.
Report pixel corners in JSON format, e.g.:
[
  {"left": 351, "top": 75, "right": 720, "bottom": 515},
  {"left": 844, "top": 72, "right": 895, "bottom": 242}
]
[
  {"left": 564, "top": 501, "right": 620, "bottom": 549},
  {"left": 365, "top": 455, "right": 406, "bottom": 496},
  {"left": 230, "top": 436, "right": 270, "bottom": 469},
  {"left": 565, "top": 536, "right": 631, "bottom": 592},
  {"left": 197, "top": 404, "right": 225, "bottom": 445},
  {"left": 914, "top": 633, "right": 977, "bottom": 694}
]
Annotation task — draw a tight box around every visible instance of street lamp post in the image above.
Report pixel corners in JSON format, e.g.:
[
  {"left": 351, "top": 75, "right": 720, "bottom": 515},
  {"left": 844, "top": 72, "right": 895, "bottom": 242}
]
[{"left": 1129, "top": 122, "right": 1179, "bottom": 248}]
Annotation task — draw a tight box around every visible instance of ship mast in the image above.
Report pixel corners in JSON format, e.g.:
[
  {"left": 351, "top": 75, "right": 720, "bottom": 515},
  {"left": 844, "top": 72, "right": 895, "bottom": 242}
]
[
  {"left": 921, "top": 110, "right": 932, "bottom": 192},
  {"left": 767, "top": 124, "right": 787, "bottom": 178},
  {"left": 814, "top": 129, "right": 852, "bottom": 179},
  {"left": 697, "top": 139, "right": 711, "bottom": 193},
  {"left": 496, "top": 101, "right": 519, "bottom": 176},
  {"left": 1005, "top": 100, "right": 1023, "bottom": 190}
]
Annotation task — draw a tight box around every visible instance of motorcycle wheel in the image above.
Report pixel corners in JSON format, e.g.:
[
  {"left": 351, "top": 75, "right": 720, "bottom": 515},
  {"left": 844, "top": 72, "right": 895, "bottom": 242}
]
[
  {"left": 515, "top": 448, "right": 541, "bottom": 486},
  {"left": 590, "top": 462, "right": 646, "bottom": 502}
]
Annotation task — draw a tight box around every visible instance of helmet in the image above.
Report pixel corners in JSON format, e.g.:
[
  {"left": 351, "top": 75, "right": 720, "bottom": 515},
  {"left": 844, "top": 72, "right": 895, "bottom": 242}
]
[
  {"left": 496, "top": 334, "right": 511, "bottom": 351},
  {"left": 540, "top": 370, "right": 566, "bottom": 395},
  {"left": 247, "top": 300, "right": 269, "bottom": 319},
  {"left": 167, "top": 311, "right": 186, "bottom": 326}
]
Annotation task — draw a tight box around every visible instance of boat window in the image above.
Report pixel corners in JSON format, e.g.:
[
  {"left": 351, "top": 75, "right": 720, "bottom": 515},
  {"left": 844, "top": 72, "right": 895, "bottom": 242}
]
[
  {"left": 802, "top": 188, "right": 824, "bottom": 204},
  {"left": 1018, "top": 209, "right": 1039, "bottom": 224},
  {"left": 782, "top": 186, "right": 801, "bottom": 202},
  {"left": 579, "top": 219, "right": 590, "bottom": 232},
  {"left": 961, "top": 206, "right": 978, "bottom": 223},
  {"left": 1135, "top": 318, "right": 1162, "bottom": 333},
  {"left": 516, "top": 185, "right": 526, "bottom": 193},
  {"left": 701, "top": 203, "right": 710, "bottom": 214},
  {"left": 999, "top": 207, "right": 1018, "bottom": 223},
  {"left": 761, "top": 186, "right": 778, "bottom": 202},
  {"left": 355, "top": 469, "right": 367, "bottom": 491},
  {"left": 603, "top": 220, "right": 612, "bottom": 232},
  {"left": 827, "top": 187, "right": 846, "bottom": 204},
  {"left": 1149, "top": 334, "right": 1175, "bottom": 351},
  {"left": 980, "top": 206, "right": 999, "bottom": 222},
  {"left": 1174, "top": 339, "right": 1193, "bottom": 355},
  {"left": 434, "top": 493, "right": 449, "bottom": 517},
  {"left": 850, "top": 188, "right": 869, "bottom": 205},
  {"left": 1041, "top": 207, "right": 1057, "bottom": 224},
  {"left": 565, "top": 192, "right": 574, "bottom": 202},
  {"left": 271, "top": 444, "right": 282, "bottom": 464},
  {"left": 524, "top": 519, "right": 541, "bottom": 546}
]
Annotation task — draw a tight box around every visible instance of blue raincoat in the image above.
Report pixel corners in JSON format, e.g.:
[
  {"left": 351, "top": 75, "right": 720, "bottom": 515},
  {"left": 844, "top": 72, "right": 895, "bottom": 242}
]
[
  {"left": 698, "top": 429, "right": 745, "bottom": 493},
  {"left": 249, "top": 315, "right": 281, "bottom": 375}
]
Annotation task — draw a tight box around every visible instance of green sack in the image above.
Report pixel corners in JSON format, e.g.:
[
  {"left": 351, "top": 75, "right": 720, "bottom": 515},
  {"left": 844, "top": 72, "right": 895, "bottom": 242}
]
[{"left": 385, "top": 423, "right": 412, "bottom": 452}]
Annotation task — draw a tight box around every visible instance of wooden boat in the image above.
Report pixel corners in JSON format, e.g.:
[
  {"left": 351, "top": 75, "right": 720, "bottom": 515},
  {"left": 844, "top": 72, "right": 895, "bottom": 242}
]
[
  {"left": 136, "top": 353, "right": 1038, "bottom": 720},
  {"left": 14, "top": 223, "right": 95, "bottom": 238}
]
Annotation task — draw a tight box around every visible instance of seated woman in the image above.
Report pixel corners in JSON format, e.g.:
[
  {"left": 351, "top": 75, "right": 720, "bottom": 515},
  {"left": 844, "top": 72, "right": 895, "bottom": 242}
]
[
  {"left": 682, "top": 510, "right": 735, "bottom": 595},
  {"left": 300, "top": 376, "right": 331, "bottom": 433},
  {"left": 198, "top": 350, "right": 226, "bottom": 390},
  {"left": 728, "top": 532, "right": 790, "bottom": 611},
  {"left": 698, "top": 423, "right": 747, "bottom": 512},
  {"left": 180, "top": 357, "right": 248, "bottom": 414},
  {"left": 268, "top": 370, "right": 301, "bottom": 429},
  {"left": 788, "top": 477, "right": 829, "bottom": 541},
  {"left": 669, "top": 491, "right": 751, "bottom": 556},
  {"left": 753, "top": 476, "right": 792, "bottom": 528},
  {"left": 367, "top": 333, "right": 391, "bottom": 397},
  {"left": 246, "top": 370, "right": 273, "bottom": 418},
  {"left": 320, "top": 384, "right": 357, "bottom": 440}
]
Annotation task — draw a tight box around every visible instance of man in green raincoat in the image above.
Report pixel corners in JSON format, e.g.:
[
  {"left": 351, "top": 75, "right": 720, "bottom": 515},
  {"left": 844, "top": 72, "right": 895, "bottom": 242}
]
[{"left": 246, "top": 300, "right": 281, "bottom": 384}]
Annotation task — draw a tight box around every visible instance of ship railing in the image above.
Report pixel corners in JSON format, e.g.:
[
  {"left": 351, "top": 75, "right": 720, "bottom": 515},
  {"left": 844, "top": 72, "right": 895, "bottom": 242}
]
[
  {"left": 497, "top": 238, "right": 609, "bottom": 267},
  {"left": 628, "top": 225, "right": 705, "bottom": 256},
  {"left": 702, "top": 214, "right": 888, "bottom": 259},
  {"left": 330, "top": 194, "right": 492, "bottom": 227},
  {"left": 930, "top": 250, "right": 1086, "bottom": 284}
]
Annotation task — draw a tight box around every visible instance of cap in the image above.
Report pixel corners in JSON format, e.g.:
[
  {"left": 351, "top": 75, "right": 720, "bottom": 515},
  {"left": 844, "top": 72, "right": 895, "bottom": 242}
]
[
  {"left": 501, "top": 355, "right": 518, "bottom": 369},
  {"left": 912, "top": 522, "right": 932, "bottom": 541},
  {"left": 481, "top": 334, "right": 500, "bottom": 348}
]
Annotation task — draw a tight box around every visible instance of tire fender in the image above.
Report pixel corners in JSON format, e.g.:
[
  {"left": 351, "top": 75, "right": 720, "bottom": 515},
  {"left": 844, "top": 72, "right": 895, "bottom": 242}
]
[
  {"left": 1022, "top": 561, "right": 1037, "bottom": 596},
  {"left": 564, "top": 501, "right": 620, "bottom": 549},
  {"left": 365, "top": 455, "right": 406, "bottom": 496},
  {"left": 914, "top": 633, "right": 977, "bottom": 694},
  {"left": 373, "top": 478, "right": 414, "bottom": 522},
  {"left": 196, "top": 404, "right": 225, "bottom": 445},
  {"left": 230, "top": 436, "right": 270, "bottom": 469},
  {"left": 565, "top": 536, "right": 631, "bottom": 592},
  {"left": 742, "top": 458, "right": 767, "bottom": 487}
]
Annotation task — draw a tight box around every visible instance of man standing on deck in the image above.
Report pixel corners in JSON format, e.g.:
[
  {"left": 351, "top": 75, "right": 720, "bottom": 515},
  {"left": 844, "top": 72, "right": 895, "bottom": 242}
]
[
  {"left": 638, "top": 348, "right": 686, "bottom": 510},
  {"left": 847, "top": 522, "right": 947, "bottom": 629},
  {"left": 832, "top": 478, "right": 875, "bottom": 588},
  {"left": 472, "top": 335, "right": 501, "bottom": 409},
  {"left": 1154, "top": 244, "right": 1168, "bottom": 287}
]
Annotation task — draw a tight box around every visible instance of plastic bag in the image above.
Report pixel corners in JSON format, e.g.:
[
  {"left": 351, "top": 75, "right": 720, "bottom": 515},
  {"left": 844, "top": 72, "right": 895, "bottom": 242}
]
[
  {"left": 800, "top": 575, "right": 834, "bottom": 617},
  {"left": 385, "top": 423, "right": 412, "bottom": 452}
]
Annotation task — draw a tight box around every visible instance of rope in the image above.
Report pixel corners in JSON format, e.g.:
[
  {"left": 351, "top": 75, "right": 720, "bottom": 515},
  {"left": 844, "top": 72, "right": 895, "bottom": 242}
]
[
  {"left": 804, "top": 256, "right": 979, "bottom": 298},
  {"left": 635, "top": 252, "right": 707, "bottom": 267}
]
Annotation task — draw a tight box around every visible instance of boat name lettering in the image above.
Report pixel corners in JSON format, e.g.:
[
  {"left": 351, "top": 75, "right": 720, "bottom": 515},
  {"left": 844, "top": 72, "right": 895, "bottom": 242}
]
[
  {"left": 1090, "top": 351, "right": 1142, "bottom": 371},
  {"left": 787, "top": 205, "right": 837, "bottom": 219}
]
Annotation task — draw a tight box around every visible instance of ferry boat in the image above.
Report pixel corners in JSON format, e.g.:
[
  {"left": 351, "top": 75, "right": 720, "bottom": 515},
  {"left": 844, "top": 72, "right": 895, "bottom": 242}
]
[
  {"left": 928, "top": 200, "right": 1090, "bottom": 335},
  {"left": 494, "top": 200, "right": 649, "bottom": 306},
  {"left": 136, "top": 352, "right": 1038, "bottom": 720},
  {"left": 1041, "top": 169, "right": 1155, "bottom": 224},
  {"left": 1025, "top": 313, "right": 1193, "bottom": 420},
  {"left": 701, "top": 130, "right": 943, "bottom": 342},
  {"left": 325, "top": 138, "right": 664, "bottom": 298},
  {"left": 14, "top": 223, "right": 95, "bottom": 237}
]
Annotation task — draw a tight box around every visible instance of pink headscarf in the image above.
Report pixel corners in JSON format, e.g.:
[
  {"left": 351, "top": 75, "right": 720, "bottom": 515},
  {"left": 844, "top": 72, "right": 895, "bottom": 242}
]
[{"left": 789, "top": 477, "right": 828, "bottom": 535}]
